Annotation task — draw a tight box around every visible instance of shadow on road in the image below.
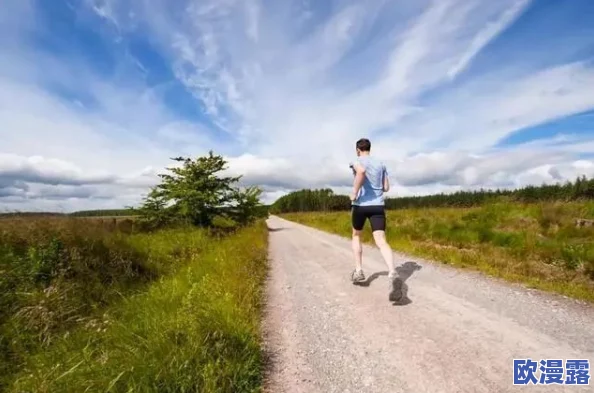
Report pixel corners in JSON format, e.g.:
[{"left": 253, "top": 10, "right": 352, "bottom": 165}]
[
  {"left": 355, "top": 271, "right": 388, "bottom": 287},
  {"left": 267, "top": 227, "right": 287, "bottom": 232},
  {"left": 390, "top": 261, "right": 422, "bottom": 306},
  {"left": 352, "top": 261, "right": 422, "bottom": 306}
]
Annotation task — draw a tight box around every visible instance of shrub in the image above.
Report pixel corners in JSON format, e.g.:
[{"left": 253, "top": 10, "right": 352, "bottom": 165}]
[
  {"left": 560, "top": 243, "right": 588, "bottom": 271},
  {"left": 537, "top": 204, "right": 565, "bottom": 232}
]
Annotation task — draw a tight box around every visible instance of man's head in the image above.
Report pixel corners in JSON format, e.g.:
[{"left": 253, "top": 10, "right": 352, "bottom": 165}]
[{"left": 356, "top": 138, "right": 371, "bottom": 156}]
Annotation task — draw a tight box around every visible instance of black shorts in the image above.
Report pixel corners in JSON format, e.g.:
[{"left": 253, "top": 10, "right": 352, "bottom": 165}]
[{"left": 351, "top": 205, "right": 386, "bottom": 232}]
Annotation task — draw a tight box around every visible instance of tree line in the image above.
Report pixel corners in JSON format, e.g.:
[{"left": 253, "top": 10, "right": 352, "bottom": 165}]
[
  {"left": 69, "top": 209, "right": 138, "bottom": 217},
  {"left": 269, "top": 175, "right": 594, "bottom": 213},
  {"left": 269, "top": 189, "right": 351, "bottom": 214}
]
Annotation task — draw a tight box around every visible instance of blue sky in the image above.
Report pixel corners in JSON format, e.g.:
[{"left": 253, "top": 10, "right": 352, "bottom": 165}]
[{"left": 1, "top": 0, "right": 594, "bottom": 211}]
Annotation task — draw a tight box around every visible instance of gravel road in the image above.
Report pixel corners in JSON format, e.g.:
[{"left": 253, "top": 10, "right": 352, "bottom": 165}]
[{"left": 261, "top": 215, "right": 594, "bottom": 393}]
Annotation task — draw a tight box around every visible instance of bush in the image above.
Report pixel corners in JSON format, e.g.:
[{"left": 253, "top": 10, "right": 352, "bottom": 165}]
[
  {"left": 585, "top": 249, "right": 594, "bottom": 280},
  {"left": 560, "top": 243, "right": 588, "bottom": 271},
  {"left": 537, "top": 204, "right": 565, "bottom": 232}
]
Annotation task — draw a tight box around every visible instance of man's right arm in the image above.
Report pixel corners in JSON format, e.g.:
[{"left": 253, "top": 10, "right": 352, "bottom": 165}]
[
  {"left": 351, "top": 161, "right": 366, "bottom": 201},
  {"left": 383, "top": 166, "right": 390, "bottom": 192}
]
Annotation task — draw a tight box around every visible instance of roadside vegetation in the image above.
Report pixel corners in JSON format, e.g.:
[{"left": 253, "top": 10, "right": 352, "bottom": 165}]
[
  {"left": 1, "top": 152, "right": 269, "bottom": 392},
  {"left": 272, "top": 179, "right": 594, "bottom": 303}
]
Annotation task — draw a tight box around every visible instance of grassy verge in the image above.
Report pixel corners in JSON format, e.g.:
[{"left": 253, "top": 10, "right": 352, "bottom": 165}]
[
  {"left": 2, "top": 217, "right": 268, "bottom": 392},
  {"left": 280, "top": 201, "right": 594, "bottom": 303}
]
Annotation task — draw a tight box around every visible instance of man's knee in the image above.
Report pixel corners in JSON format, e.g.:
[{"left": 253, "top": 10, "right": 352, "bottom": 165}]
[
  {"left": 372, "top": 230, "right": 387, "bottom": 246},
  {"left": 352, "top": 228, "right": 362, "bottom": 237}
]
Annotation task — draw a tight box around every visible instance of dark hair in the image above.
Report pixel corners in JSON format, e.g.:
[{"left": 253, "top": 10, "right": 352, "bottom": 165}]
[{"left": 356, "top": 138, "right": 371, "bottom": 152}]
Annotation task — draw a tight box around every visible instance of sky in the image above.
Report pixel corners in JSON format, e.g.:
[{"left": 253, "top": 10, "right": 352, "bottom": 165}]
[{"left": 1, "top": 0, "right": 594, "bottom": 212}]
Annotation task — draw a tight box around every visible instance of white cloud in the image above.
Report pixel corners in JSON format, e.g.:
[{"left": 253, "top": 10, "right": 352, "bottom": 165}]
[
  {"left": 386, "top": 140, "right": 592, "bottom": 189},
  {"left": 394, "top": 62, "right": 594, "bottom": 152},
  {"left": 1, "top": 0, "right": 594, "bottom": 210},
  {"left": 90, "top": 0, "right": 120, "bottom": 30},
  {"left": 446, "top": 0, "right": 532, "bottom": 79},
  {"left": 0, "top": 154, "right": 115, "bottom": 190},
  {"left": 244, "top": 0, "right": 260, "bottom": 42},
  {"left": 138, "top": 0, "right": 591, "bottom": 164}
]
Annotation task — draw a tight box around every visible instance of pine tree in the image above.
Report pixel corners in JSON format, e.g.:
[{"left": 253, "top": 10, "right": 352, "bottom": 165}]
[{"left": 138, "top": 151, "right": 264, "bottom": 228}]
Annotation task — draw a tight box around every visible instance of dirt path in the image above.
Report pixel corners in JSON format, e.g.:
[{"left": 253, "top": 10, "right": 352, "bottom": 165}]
[{"left": 261, "top": 215, "right": 594, "bottom": 393}]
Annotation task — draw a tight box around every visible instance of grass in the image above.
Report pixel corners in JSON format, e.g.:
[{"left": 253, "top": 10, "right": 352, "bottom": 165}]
[
  {"left": 280, "top": 201, "right": 594, "bottom": 303},
  {"left": 1, "top": 216, "right": 269, "bottom": 392}
]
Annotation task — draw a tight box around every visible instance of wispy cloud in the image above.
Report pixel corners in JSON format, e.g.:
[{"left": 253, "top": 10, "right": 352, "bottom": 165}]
[
  {"left": 1, "top": 0, "right": 594, "bottom": 210},
  {"left": 128, "top": 0, "right": 544, "bottom": 157},
  {"left": 446, "top": 0, "right": 532, "bottom": 79}
]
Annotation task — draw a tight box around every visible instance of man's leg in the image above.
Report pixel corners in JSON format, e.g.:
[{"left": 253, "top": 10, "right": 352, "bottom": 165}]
[
  {"left": 352, "top": 228, "right": 363, "bottom": 271},
  {"left": 351, "top": 206, "right": 366, "bottom": 282},
  {"left": 369, "top": 207, "right": 396, "bottom": 277},
  {"left": 372, "top": 230, "right": 396, "bottom": 276}
]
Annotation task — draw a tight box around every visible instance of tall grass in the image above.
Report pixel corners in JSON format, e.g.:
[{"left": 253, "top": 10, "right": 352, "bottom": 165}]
[
  {"left": 281, "top": 201, "right": 594, "bottom": 302},
  {"left": 1, "top": 217, "right": 269, "bottom": 392},
  {"left": 1, "top": 217, "right": 163, "bottom": 389}
]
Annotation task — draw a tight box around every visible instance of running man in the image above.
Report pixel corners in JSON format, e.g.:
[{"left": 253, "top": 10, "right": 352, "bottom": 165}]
[{"left": 349, "top": 138, "right": 396, "bottom": 285}]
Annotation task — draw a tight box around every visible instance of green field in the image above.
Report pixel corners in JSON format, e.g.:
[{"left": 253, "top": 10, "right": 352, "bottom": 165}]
[
  {"left": 281, "top": 201, "right": 594, "bottom": 303},
  {"left": 0, "top": 216, "right": 268, "bottom": 393}
]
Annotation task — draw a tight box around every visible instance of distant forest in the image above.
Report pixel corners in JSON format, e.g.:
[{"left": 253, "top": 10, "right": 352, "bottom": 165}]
[
  {"left": 0, "top": 209, "right": 138, "bottom": 218},
  {"left": 68, "top": 209, "right": 138, "bottom": 217},
  {"left": 269, "top": 175, "right": 594, "bottom": 214}
]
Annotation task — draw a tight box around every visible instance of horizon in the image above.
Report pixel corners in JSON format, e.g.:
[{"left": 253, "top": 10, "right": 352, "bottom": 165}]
[
  {"left": 2, "top": 0, "right": 594, "bottom": 212},
  {"left": 4, "top": 175, "right": 590, "bottom": 214}
]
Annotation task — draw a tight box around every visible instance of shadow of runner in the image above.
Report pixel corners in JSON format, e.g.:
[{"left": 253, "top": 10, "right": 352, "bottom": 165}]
[
  {"left": 267, "top": 227, "right": 287, "bottom": 232},
  {"left": 354, "top": 271, "right": 388, "bottom": 287},
  {"left": 389, "top": 261, "right": 422, "bottom": 306}
]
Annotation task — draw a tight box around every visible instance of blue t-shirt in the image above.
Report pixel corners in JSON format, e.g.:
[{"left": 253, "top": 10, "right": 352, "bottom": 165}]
[{"left": 350, "top": 155, "right": 388, "bottom": 206}]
